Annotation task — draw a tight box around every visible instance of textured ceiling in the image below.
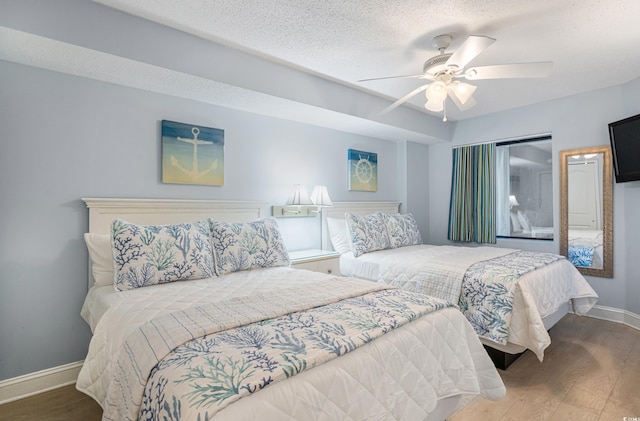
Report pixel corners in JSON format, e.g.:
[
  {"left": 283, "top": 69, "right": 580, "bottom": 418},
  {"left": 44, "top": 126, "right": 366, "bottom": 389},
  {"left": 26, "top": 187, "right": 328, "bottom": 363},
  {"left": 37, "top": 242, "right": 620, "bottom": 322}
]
[
  {"left": 2, "top": 0, "right": 640, "bottom": 143},
  {"left": 95, "top": 0, "right": 640, "bottom": 121}
]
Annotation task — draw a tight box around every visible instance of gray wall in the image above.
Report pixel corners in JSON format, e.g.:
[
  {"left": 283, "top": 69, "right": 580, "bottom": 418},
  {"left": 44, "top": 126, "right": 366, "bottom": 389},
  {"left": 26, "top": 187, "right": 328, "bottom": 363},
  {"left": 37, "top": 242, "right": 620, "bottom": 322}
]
[
  {"left": 4, "top": 60, "right": 640, "bottom": 383},
  {"left": 619, "top": 77, "right": 640, "bottom": 316},
  {"left": 404, "top": 142, "right": 430, "bottom": 239},
  {"left": 0, "top": 61, "right": 402, "bottom": 380},
  {"left": 2, "top": 0, "right": 639, "bottom": 383},
  {"left": 427, "top": 80, "right": 640, "bottom": 315}
]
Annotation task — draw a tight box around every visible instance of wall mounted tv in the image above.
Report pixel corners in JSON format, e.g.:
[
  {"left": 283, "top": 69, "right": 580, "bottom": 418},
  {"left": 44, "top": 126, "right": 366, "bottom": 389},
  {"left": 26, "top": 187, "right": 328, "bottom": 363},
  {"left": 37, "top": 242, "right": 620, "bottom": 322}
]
[{"left": 608, "top": 113, "right": 640, "bottom": 183}]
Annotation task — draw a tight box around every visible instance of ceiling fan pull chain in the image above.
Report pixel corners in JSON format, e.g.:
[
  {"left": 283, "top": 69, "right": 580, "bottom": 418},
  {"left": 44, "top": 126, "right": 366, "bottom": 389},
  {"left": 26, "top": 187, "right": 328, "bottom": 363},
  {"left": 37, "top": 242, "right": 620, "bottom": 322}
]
[{"left": 443, "top": 101, "right": 448, "bottom": 122}]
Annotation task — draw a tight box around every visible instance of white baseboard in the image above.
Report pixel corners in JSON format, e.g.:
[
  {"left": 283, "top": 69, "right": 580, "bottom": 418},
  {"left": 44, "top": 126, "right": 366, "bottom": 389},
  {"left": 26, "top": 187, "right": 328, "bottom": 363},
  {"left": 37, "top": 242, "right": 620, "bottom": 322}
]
[
  {"left": 0, "top": 361, "right": 83, "bottom": 405},
  {"left": 587, "top": 304, "right": 640, "bottom": 331},
  {"left": 1, "top": 305, "right": 638, "bottom": 406}
]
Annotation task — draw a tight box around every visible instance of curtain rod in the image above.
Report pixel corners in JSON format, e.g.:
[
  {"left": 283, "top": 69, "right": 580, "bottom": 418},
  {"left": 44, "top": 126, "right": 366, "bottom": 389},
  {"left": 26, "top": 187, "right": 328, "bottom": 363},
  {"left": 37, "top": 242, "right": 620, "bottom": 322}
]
[{"left": 451, "top": 132, "right": 552, "bottom": 148}]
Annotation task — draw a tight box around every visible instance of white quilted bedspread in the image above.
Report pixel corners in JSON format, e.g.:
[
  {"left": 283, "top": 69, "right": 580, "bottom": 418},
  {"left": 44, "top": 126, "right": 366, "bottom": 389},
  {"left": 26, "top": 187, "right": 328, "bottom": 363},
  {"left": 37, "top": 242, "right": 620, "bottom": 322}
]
[
  {"left": 353, "top": 245, "right": 515, "bottom": 303},
  {"left": 340, "top": 245, "right": 598, "bottom": 360},
  {"left": 77, "top": 267, "right": 505, "bottom": 420}
]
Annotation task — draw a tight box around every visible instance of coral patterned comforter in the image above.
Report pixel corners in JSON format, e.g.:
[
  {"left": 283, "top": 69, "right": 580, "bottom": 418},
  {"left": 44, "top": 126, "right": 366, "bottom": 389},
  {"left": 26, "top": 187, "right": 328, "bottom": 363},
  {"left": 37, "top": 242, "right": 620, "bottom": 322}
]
[
  {"left": 77, "top": 268, "right": 506, "bottom": 421},
  {"left": 340, "top": 245, "right": 598, "bottom": 359}
]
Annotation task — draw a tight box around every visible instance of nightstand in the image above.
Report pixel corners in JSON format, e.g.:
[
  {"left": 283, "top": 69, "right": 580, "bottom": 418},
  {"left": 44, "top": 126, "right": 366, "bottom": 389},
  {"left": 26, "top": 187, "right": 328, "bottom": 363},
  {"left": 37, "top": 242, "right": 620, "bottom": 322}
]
[{"left": 289, "top": 249, "right": 341, "bottom": 275}]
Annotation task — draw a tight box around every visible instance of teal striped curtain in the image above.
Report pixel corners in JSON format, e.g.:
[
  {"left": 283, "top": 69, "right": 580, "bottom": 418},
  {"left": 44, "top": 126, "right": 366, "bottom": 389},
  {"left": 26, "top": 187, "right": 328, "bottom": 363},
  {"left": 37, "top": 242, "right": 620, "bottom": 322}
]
[{"left": 447, "top": 143, "right": 496, "bottom": 243}]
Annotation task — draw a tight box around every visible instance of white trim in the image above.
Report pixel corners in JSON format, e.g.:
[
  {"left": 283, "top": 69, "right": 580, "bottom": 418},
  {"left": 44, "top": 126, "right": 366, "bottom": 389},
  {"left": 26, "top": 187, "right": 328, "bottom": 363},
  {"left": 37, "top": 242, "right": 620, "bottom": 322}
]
[
  {"left": 83, "top": 198, "right": 266, "bottom": 235},
  {"left": 0, "top": 361, "right": 83, "bottom": 405},
  {"left": 586, "top": 304, "right": 640, "bottom": 331}
]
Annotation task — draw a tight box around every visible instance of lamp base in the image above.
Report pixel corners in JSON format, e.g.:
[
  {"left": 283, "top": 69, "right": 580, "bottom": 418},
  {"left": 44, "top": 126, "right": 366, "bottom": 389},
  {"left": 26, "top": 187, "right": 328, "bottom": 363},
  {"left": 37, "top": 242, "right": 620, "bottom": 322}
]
[{"left": 272, "top": 205, "right": 320, "bottom": 218}]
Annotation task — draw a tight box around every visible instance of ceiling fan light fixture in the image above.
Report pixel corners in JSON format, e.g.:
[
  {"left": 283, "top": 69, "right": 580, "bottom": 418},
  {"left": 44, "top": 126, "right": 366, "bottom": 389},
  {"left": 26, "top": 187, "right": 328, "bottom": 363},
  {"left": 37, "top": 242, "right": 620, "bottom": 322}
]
[
  {"left": 425, "top": 98, "right": 444, "bottom": 112},
  {"left": 449, "top": 81, "right": 477, "bottom": 105},
  {"left": 425, "top": 81, "right": 447, "bottom": 103},
  {"left": 360, "top": 34, "right": 552, "bottom": 118}
]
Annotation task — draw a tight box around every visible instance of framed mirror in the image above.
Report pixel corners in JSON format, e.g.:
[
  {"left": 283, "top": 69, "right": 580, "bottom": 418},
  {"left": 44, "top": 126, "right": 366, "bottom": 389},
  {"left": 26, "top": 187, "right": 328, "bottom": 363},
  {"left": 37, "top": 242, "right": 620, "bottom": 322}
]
[{"left": 559, "top": 146, "right": 613, "bottom": 277}]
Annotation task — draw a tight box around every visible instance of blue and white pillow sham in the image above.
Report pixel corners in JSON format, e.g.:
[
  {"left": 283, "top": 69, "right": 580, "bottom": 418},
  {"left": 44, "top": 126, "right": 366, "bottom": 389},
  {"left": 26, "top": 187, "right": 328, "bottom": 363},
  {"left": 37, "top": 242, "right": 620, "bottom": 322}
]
[
  {"left": 568, "top": 244, "right": 595, "bottom": 267},
  {"left": 345, "top": 212, "right": 392, "bottom": 257},
  {"left": 344, "top": 212, "right": 423, "bottom": 257},
  {"left": 383, "top": 213, "right": 423, "bottom": 248},
  {"left": 210, "top": 217, "right": 290, "bottom": 275},
  {"left": 111, "top": 219, "right": 216, "bottom": 291}
]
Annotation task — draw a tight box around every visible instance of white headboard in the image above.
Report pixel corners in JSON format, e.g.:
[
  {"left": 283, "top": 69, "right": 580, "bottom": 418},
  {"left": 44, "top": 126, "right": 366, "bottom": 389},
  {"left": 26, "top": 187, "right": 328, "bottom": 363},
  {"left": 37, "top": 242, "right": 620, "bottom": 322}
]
[
  {"left": 321, "top": 201, "right": 401, "bottom": 251},
  {"left": 83, "top": 198, "right": 267, "bottom": 234},
  {"left": 82, "top": 198, "right": 267, "bottom": 288}
]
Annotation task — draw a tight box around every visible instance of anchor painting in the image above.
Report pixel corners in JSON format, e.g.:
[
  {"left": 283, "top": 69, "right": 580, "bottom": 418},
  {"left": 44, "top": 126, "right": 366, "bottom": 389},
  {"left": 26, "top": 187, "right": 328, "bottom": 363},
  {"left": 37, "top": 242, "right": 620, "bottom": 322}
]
[{"left": 162, "top": 120, "right": 224, "bottom": 186}]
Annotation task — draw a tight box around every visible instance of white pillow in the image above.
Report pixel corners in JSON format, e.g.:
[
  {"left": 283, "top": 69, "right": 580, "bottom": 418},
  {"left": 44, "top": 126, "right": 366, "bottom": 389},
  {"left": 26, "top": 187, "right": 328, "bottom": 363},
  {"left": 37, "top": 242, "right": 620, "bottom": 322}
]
[
  {"left": 326, "top": 217, "right": 351, "bottom": 254},
  {"left": 382, "top": 213, "right": 422, "bottom": 248},
  {"left": 111, "top": 219, "right": 216, "bottom": 291},
  {"left": 345, "top": 212, "right": 391, "bottom": 258},
  {"left": 84, "top": 233, "right": 114, "bottom": 287}
]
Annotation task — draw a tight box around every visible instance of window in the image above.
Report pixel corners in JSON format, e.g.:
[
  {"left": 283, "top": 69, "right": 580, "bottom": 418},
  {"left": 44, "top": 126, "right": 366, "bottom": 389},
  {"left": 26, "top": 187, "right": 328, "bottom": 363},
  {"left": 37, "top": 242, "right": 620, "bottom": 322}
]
[{"left": 496, "top": 136, "right": 553, "bottom": 240}]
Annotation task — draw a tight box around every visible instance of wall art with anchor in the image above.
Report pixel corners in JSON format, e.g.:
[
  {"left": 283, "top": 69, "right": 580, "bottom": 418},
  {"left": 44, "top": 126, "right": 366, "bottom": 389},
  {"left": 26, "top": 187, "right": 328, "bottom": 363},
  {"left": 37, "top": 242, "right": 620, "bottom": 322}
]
[{"left": 161, "top": 120, "right": 224, "bottom": 186}]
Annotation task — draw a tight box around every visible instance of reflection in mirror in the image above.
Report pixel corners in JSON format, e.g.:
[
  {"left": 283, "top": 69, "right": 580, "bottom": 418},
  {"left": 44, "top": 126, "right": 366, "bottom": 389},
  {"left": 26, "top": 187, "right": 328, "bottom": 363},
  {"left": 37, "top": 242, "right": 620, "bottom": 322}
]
[
  {"left": 568, "top": 154, "right": 604, "bottom": 269},
  {"left": 496, "top": 138, "right": 554, "bottom": 239},
  {"left": 560, "top": 146, "right": 613, "bottom": 277}
]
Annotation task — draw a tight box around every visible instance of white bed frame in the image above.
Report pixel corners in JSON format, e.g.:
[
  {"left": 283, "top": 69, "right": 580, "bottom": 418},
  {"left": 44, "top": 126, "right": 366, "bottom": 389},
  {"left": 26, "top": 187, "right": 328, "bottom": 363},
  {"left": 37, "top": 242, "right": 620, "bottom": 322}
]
[
  {"left": 84, "top": 197, "right": 267, "bottom": 234},
  {"left": 83, "top": 198, "right": 267, "bottom": 288},
  {"left": 321, "top": 201, "right": 401, "bottom": 250},
  {"left": 321, "top": 201, "right": 570, "bottom": 368},
  {"left": 81, "top": 197, "right": 477, "bottom": 419}
]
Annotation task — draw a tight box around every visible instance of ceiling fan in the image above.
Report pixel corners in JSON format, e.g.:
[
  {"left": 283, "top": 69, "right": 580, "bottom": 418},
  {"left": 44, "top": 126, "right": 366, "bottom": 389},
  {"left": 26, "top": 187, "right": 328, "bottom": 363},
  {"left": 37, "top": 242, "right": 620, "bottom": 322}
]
[{"left": 359, "top": 34, "right": 553, "bottom": 120}]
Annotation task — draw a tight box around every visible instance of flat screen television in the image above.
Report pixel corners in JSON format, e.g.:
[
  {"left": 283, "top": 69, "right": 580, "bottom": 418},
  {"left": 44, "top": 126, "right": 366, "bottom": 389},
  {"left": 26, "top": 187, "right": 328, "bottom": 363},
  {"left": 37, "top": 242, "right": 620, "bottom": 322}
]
[{"left": 608, "top": 113, "right": 640, "bottom": 183}]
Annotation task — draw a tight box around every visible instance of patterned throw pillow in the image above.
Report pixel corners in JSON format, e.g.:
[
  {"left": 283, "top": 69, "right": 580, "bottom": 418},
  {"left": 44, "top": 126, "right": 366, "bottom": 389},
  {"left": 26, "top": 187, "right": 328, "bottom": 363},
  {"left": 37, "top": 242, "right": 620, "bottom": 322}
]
[
  {"left": 383, "top": 213, "right": 423, "bottom": 248},
  {"left": 210, "top": 217, "right": 290, "bottom": 276},
  {"left": 345, "top": 212, "right": 391, "bottom": 257},
  {"left": 111, "top": 219, "right": 216, "bottom": 291}
]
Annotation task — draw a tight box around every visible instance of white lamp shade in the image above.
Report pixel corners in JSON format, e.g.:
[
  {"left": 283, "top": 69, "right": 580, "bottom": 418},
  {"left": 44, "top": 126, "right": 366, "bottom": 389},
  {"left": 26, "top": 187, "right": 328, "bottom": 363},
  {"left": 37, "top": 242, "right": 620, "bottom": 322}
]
[
  {"left": 509, "top": 195, "right": 520, "bottom": 207},
  {"left": 449, "top": 81, "right": 477, "bottom": 105},
  {"left": 310, "top": 185, "right": 333, "bottom": 207},
  {"left": 425, "top": 82, "right": 447, "bottom": 103},
  {"left": 285, "top": 184, "right": 313, "bottom": 205},
  {"left": 425, "top": 98, "right": 444, "bottom": 112}
]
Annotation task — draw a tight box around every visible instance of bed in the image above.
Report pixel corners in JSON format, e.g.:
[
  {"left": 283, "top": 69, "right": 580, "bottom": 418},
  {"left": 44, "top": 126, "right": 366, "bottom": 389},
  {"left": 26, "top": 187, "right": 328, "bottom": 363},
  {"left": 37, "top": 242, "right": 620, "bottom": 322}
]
[
  {"left": 322, "top": 202, "right": 599, "bottom": 369},
  {"left": 76, "top": 198, "right": 505, "bottom": 421},
  {"left": 510, "top": 209, "right": 554, "bottom": 239},
  {"left": 568, "top": 229, "right": 604, "bottom": 268}
]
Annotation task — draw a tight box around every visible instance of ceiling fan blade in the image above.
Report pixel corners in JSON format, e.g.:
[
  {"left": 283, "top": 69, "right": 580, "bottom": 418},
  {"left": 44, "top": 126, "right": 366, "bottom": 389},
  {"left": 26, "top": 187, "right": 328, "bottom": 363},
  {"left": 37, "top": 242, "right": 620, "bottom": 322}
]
[
  {"left": 358, "top": 74, "right": 426, "bottom": 82},
  {"left": 445, "top": 35, "right": 495, "bottom": 70},
  {"left": 380, "top": 84, "right": 429, "bottom": 114},
  {"left": 447, "top": 87, "right": 477, "bottom": 111},
  {"left": 464, "top": 62, "right": 553, "bottom": 80}
]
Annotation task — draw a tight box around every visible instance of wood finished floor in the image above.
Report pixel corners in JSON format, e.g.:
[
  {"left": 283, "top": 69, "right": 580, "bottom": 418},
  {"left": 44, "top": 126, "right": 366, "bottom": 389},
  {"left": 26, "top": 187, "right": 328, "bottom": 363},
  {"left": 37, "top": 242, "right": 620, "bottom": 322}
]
[
  {"left": 1, "top": 314, "right": 638, "bottom": 421},
  {"left": 451, "top": 314, "right": 640, "bottom": 421}
]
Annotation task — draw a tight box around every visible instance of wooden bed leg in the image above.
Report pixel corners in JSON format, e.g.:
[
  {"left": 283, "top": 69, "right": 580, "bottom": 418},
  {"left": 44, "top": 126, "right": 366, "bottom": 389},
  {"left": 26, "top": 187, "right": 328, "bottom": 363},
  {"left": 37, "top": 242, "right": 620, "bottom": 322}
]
[{"left": 483, "top": 345, "right": 524, "bottom": 370}]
